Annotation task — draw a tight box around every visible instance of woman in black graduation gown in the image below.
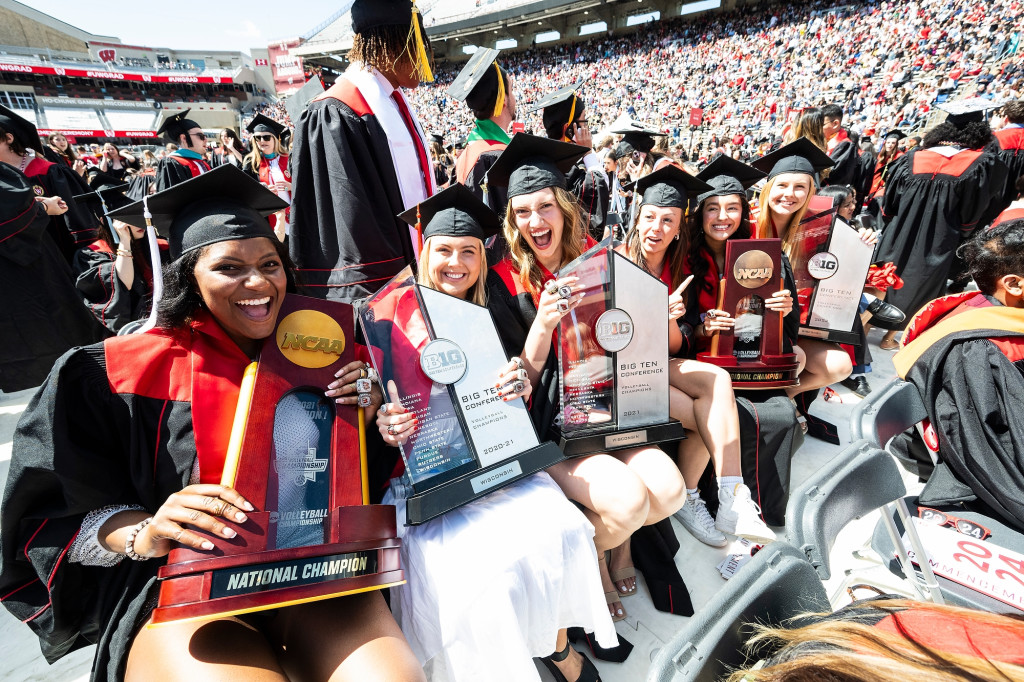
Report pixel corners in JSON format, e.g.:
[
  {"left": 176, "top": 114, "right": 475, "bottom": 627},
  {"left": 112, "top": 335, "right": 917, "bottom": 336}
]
[{"left": 0, "top": 166, "right": 425, "bottom": 682}]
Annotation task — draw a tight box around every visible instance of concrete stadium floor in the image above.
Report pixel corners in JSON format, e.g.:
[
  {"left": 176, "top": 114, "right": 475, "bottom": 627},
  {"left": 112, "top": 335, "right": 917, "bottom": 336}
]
[{"left": 0, "top": 327, "right": 917, "bottom": 682}]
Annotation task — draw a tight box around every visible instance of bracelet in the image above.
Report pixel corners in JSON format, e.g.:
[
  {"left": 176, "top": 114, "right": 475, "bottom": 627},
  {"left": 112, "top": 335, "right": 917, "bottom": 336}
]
[
  {"left": 124, "top": 516, "right": 153, "bottom": 561},
  {"left": 116, "top": 249, "right": 133, "bottom": 259}
]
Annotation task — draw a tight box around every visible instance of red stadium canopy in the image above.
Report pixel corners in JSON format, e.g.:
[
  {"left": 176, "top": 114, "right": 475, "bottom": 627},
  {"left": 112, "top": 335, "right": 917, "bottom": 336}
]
[
  {"left": 0, "top": 62, "right": 232, "bottom": 84},
  {"left": 37, "top": 128, "right": 158, "bottom": 138}
]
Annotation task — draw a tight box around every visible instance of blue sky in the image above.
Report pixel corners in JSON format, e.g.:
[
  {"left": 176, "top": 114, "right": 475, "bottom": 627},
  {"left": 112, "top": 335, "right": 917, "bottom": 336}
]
[{"left": 29, "top": 0, "right": 341, "bottom": 54}]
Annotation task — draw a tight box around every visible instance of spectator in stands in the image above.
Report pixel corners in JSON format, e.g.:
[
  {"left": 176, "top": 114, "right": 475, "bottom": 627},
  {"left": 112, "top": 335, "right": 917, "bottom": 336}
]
[
  {"left": 822, "top": 104, "right": 858, "bottom": 187},
  {"left": 867, "top": 129, "right": 906, "bottom": 215},
  {"left": 140, "top": 149, "right": 158, "bottom": 169},
  {"left": 894, "top": 219, "right": 1024, "bottom": 533},
  {"left": 42, "top": 133, "right": 86, "bottom": 176},
  {"left": 98, "top": 143, "right": 139, "bottom": 182},
  {"left": 288, "top": 0, "right": 438, "bottom": 304},
  {"left": 154, "top": 110, "right": 210, "bottom": 191},
  {"left": 213, "top": 128, "right": 246, "bottom": 168}
]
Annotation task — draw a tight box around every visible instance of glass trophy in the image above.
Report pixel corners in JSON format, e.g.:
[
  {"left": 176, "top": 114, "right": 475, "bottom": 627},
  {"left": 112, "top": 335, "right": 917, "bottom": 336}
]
[
  {"left": 152, "top": 294, "right": 404, "bottom": 624},
  {"left": 555, "top": 238, "right": 686, "bottom": 456},
  {"left": 697, "top": 239, "right": 800, "bottom": 388},
  {"left": 790, "top": 196, "right": 874, "bottom": 344},
  {"left": 359, "top": 266, "right": 564, "bottom": 525}
]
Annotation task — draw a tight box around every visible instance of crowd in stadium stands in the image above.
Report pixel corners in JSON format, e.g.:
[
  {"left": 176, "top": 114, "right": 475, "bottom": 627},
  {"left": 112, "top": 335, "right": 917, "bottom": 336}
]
[{"left": 116, "top": 57, "right": 154, "bottom": 69}]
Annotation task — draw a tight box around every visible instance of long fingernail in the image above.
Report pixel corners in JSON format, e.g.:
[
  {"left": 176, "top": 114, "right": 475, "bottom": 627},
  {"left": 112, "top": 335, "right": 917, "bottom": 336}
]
[
  {"left": 223, "top": 527, "right": 237, "bottom": 538},
  {"left": 242, "top": 501, "right": 254, "bottom": 511},
  {"left": 201, "top": 540, "right": 214, "bottom": 550},
  {"left": 235, "top": 511, "right": 247, "bottom": 521}
]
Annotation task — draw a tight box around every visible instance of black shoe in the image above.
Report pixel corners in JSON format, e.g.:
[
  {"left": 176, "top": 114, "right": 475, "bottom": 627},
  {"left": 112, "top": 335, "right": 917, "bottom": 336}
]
[
  {"left": 840, "top": 375, "right": 872, "bottom": 398},
  {"left": 539, "top": 640, "right": 602, "bottom": 682},
  {"left": 866, "top": 298, "right": 905, "bottom": 331},
  {"left": 567, "top": 626, "right": 633, "bottom": 663}
]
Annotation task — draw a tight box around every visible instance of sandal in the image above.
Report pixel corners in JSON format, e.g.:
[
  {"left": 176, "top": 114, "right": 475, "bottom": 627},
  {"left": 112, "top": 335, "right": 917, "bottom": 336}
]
[
  {"left": 609, "top": 566, "right": 637, "bottom": 597},
  {"left": 605, "top": 590, "right": 627, "bottom": 622},
  {"left": 567, "top": 626, "right": 633, "bottom": 664},
  {"left": 540, "top": 640, "right": 602, "bottom": 682},
  {"left": 879, "top": 338, "right": 900, "bottom": 351}
]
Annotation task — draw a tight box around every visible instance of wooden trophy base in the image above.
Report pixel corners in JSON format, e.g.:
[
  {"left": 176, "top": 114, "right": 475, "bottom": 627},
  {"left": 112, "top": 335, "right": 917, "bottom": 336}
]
[
  {"left": 697, "top": 352, "right": 800, "bottom": 389},
  {"left": 556, "top": 419, "right": 686, "bottom": 458},
  {"left": 405, "top": 442, "right": 565, "bottom": 526},
  {"left": 152, "top": 505, "right": 403, "bottom": 625}
]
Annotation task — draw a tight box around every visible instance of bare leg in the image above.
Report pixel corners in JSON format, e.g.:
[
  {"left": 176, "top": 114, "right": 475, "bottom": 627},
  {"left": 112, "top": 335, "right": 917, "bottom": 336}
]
[
  {"left": 668, "top": 359, "right": 742, "bottom": 478},
  {"left": 608, "top": 540, "right": 635, "bottom": 595},
  {"left": 787, "top": 339, "right": 852, "bottom": 397},
  {"left": 549, "top": 628, "right": 584, "bottom": 681},
  {"left": 613, "top": 446, "right": 686, "bottom": 524},
  {"left": 676, "top": 432, "right": 712, "bottom": 489}
]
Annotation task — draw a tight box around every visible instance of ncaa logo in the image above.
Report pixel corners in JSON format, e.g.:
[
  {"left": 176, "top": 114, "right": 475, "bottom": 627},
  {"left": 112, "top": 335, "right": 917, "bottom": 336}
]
[
  {"left": 595, "top": 308, "right": 634, "bottom": 353},
  {"left": 807, "top": 251, "right": 839, "bottom": 280},
  {"left": 420, "top": 338, "right": 467, "bottom": 384}
]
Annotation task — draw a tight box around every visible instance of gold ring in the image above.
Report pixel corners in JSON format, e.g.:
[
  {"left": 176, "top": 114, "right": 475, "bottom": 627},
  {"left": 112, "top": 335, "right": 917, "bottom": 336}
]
[
  {"left": 359, "top": 367, "right": 368, "bottom": 379},
  {"left": 210, "top": 500, "right": 226, "bottom": 516}
]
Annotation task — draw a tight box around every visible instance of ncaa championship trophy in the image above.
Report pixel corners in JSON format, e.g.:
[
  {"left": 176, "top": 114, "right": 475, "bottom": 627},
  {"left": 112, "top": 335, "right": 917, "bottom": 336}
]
[
  {"left": 359, "top": 266, "right": 564, "bottom": 526},
  {"left": 555, "top": 238, "right": 686, "bottom": 456},
  {"left": 152, "top": 295, "right": 404, "bottom": 624},
  {"left": 697, "top": 238, "right": 800, "bottom": 389}
]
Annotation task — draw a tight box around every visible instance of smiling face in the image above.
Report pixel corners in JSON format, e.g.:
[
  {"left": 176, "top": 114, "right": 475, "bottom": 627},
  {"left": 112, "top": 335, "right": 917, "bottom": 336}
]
[
  {"left": 511, "top": 187, "right": 564, "bottom": 267},
  {"left": 636, "top": 204, "right": 683, "bottom": 260},
  {"left": 424, "top": 235, "right": 482, "bottom": 299},
  {"left": 51, "top": 134, "right": 68, "bottom": 151},
  {"left": 253, "top": 132, "right": 277, "bottom": 156},
  {"left": 767, "top": 172, "right": 811, "bottom": 219},
  {"left": 837, "top": 192, "right": 857, "bottom": 221},
  {"left": 193, "top": 238, "right": 287, "bottom": 356},
  {"left": 701, "top": 194, "right": 745, "bottom": 245}
]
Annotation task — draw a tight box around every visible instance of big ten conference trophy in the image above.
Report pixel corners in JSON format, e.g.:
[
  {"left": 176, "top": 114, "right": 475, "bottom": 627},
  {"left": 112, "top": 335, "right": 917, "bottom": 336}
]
[
  {"left": 358, "top": 266, "right": 564, "bottom": 525},
  {"left": 697, "top": 238, "right": 800, "bottom": 389},
  {"left": 790, "top": 195, "right": 874, "bottom": 344},
  {"left": 152, "top": 295, "right": 403, "bottom": 624},
  {"left": 555, "top": 238, "right": 686, "bottom": 456}
]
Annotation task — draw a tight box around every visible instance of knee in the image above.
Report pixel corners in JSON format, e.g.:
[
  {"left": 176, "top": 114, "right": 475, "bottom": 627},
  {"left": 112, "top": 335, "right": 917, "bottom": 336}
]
[
  {"left": 647, "top": 467, "right": 686, "bottom": 519},
  {"left": 598, "top": 473, "right": 650, "bottom": 535},
  {"left": 827, "top": 350, "right": 853, "bottom": 381}
]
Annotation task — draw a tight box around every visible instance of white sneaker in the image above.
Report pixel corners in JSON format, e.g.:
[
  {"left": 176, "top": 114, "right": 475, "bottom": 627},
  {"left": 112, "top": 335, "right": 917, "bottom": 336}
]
[
  {"left": 716, "top": 483, "right": 777, "bottom": 543},
  {"left": 674, "top": 496, "right": 728, "bottom": 547}
]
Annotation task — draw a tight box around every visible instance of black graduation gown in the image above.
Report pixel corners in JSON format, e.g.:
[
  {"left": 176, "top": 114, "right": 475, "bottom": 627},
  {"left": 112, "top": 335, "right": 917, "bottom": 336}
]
[
  {"left": 826, "top": 135, "right": 858, "bottom": 187},
  {"left": 72, "top": 243, "right": 151, "bottom": 334},
  {"left": 565, "top": 162, "right": 610, "bottom": 242},
  {"left": 154, "top": 156, "right": 208, "bottom": 192},
  {"left": 0, "top": 199, "right": 107, "bottom": 392},
  {"left": 0, "top": 313, "right": 249, "bottom": 681},
  {"left": 876, "top": 145, "right": 1009, "bottom": 327},
  {"left": 287, "top": 86, "right": 417, "bottom": 304},
  {"left": 23, "top": 157, "right": 95, "bottom": 263},
  {"left": 995, "top": 127, "right": 1024, "bottom": 209}
]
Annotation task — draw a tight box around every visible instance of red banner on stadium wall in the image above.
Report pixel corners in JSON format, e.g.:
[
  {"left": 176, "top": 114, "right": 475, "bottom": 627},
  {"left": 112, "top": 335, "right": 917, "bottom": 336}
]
[
  {"left": 267, "top": 39, "right": 304, "bottom": 96},
  {"left": 0, "top": 63, "right": 233, "bottom": 84},
  {"left": 38, "top": 128, "right": 158, "bottom": 138},
  {"left": 689, "top": 107, "right": 704, "bottom": 127}
]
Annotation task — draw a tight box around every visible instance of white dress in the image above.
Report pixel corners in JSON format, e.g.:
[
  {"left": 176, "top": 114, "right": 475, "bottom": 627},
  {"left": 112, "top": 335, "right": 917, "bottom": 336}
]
[{"left": 385, "top": 471, "right": 617, "bottom": 682}]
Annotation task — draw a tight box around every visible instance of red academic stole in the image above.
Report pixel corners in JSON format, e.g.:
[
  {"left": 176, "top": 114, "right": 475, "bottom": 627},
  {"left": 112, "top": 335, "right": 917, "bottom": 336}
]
[
  {"left": 170, "top": 155, "right": 211, "bottom": 177},
  {"left": 258, "top": 154, "right": 291, "bottom": 230}
]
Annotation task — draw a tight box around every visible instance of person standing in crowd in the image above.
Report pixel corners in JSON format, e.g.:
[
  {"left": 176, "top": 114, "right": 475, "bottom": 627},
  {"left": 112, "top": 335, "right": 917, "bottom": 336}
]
[
  {"left": 428, "top": 133, "right": 452, "bottom": 188},
  {"left": 243, "top": 114, "right": 291, "bottom": 241},
  {"left": 450, "top": 48, "right": 516, "bottom": 213},
  {"left": 875, "top": 103, "right": 1010, "bottom": 350},
  {"left": 993, "top": 100, "right": 1024, "bottom": 209},
  {"left": 212, "top": 128, "right": 246, "bottom": 168},
  {"left": 0, "top": 163, "right": 107, "bottom": 393},
  {"left": 98, "top": 143, "right": 139, "bottom": 183},
  {"left": 822, "top": 104, "right": 858, "bottom": 186},
  {"left": 867, "top": 129, "right": 906, "bottom": 215},
  {"left": 0, "top": 104, "right": 94, "bottom": 262},
  {"left": 288, "top": 0, "right": 436, "bottom": 303},
  {"left": 42, "top": 132, "right": 86, "bottom": 176},
  {"left": 154, "top": 110, "right": 210, "bottom": 191},
  {"left": 534, "top": 84, "right": 610, "bottom": 242}
]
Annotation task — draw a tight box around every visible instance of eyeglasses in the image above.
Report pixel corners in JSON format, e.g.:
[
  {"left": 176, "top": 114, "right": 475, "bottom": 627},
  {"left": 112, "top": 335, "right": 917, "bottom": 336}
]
[
  {"left": 190, "top": 132, "right": 207, "bottom": 141},
  {"left": 918, "top": 506, "right": 992, "bottom": 541},
  {"left": 253, "top": 134, "right": 275, "bottom": 142}
]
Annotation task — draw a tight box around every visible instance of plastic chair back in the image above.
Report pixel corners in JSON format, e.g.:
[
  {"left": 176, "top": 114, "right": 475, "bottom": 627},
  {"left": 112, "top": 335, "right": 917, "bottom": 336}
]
[{"left": 849, "top": 379, "right": 927, "bottom": 449}]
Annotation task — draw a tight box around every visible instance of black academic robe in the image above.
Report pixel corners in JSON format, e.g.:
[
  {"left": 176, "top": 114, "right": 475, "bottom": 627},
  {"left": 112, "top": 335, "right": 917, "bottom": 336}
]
[
  {"left": 288, "top": 80, "right": 417, "bottom": 304},
  {"left": 0, "top": 312, "right": 248, "bottom": 681},
  {"left": 875, "top": 145, "right": 1009, "bottom": 327},
  {"left": 826, "top": 132, "right": 858, "bottom": 187},
  {"left": 0, "top": 198, "right": 107, "bottom": 392},
  {"left": 126, "top": 173, "right": 154, "bottom": 201},
  {"left": 566, "top": 162, "right": 610, "bottom": 242},
  {"left": 995, "top": 127, "right": 1024, "bottom": 209},
  {"left": 23, "top": 156, "right": 95, "bottom": 263},
  {"left": 72, "top": 241, "right": 152, "bottom": 334},
  {"left": 154, "top": 155, "right": 210, "bottom": 192},
  {"left": 459, "top": 145, "right": 509, "bottom": 218}
]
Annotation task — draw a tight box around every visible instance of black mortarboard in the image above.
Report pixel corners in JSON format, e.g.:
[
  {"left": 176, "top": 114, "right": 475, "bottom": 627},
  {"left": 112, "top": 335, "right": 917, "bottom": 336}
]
[
  {"left": 613, "top": 128, "right": 665, "bottom": 158},
  {"left": 0, "top": 104, "right": 43, "bottom": 153},
  {"left": 937, "top": 98, "right": 1000, "bottom": 127},
  {"left": 284, "top": 77, "right": 325, "bottom": 123},
  {"left": 750, "top": 137, "right": 835, "bottom": 180},
  {"left": 72, "top": 171, "right": 133, "bottom": 213},
  {"left": 398, "top": 184, "right": 501, "bottom": 242},
  {"left": 882, "top": 128, "right": 907, "bottom": 141},
  {"left": 695, "top": 155, "right": 766, "bottom": 204},
  {"left": 430, "top": 133, "right": 444, "bottom": 146},
  {"left": 484, "top": 134, "right": 589, "bottom": 198},
  {"left": 447, "top": 48, "right": 508, "bottom": 115},
  {"left": 157, "top": 109, "right": 202, "bottom": 144},
  {"left": 528, "top": 83, "right": 585, "bottom": 139},
  {"left": 351, "top": 0, "right": 413, "bottom": 33},
  {"left": 108, "top": 165, "right": 287, "bottom": 260},
  {"left": 246, "top": 113, "right": 286, "bottom": 138},
  {"left": 627, "top": 164, "right": 712, "bottom": 209}
]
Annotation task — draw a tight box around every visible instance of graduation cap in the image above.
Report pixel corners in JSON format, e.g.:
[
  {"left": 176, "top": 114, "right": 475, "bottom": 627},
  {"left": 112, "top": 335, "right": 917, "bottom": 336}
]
[
  {"left": 750, "top": 137, "right": 835, "bottom": 181},
  {"left": 484, "top": 133, "right": 589, "bottom": 198},
  {"left": 0, "top": 103, "right": 43, "bottom": 154},
  {"left": 936, "top": 98, "right": 1000, "bottom": 127},
  {"left": 430, "top": 133, "right": 444, "bottom": 146},
  {"left": 246, "top": 113, "right": 287, "bottom": 139},
  {"left": 73, "top": 171, "right": 132, "bottom": 212},
  {"left": 351, "top": 0, "right": 412, "bottom": 32},
  {"left": 108, "top": 165, "right": 287, "bottom": 260},
  {"left": 626, "top": 164, "right": 712, "bottom": 209},
  {"left": 398, "top": 184, "right": 501, "bottom": 242},
  {"left": 447, "top": 48, "right": 509, "bottom": 117},
  {"left": 528, "top": 83, "right": 586, "bottom": 140},
  {"left": 157, "top": 109, "right": 202, "bottom": 144},
  {"left": 695, "top": 155, "right": 766, "bottom": 204},
  {"left": 284, "top": 77, "right": 325, "bottom": 123},
  {"left": 882, "top": 128, "right": 907, "bottom": 141}
]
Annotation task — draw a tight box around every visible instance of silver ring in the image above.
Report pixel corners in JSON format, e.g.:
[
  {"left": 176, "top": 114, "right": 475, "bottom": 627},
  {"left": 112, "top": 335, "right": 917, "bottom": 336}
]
[
  {"left": 556, "top": 299, "right": 571, "bottom": 313},
  {"left": 557, "top": 285, "right": 572, "bottom": 300},
  {"left": 512, "top": 380, "right": 525, "bottom": 394},
  {"left": 355, "top": 378, "right": 372, "bottom": 393},
  {"left": 515, "top": 368, "right": 528, "bottom": 381},
  {"left": 359, "top": 366, "right": 368, "bottom": 379},
  {"left": 545, "top": 280, "right": 559, "bottom": 295},
  {"left": 387, "top": 424, "right": 397, "bottom": 436},
  {"left": 379, "top": 403, "right": 390, "bottom": 415},
  {"left": 511, "top": 357, "right": 524, "bottom": 370},
  {"left": 706, "top": 310, "right": 717, "bottom": 319}
]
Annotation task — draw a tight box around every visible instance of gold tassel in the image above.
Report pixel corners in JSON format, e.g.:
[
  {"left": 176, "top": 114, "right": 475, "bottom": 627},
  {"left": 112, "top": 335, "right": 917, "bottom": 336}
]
[
  {"left": 406, "top": 1, "right": 434, "bottom": 84},
  {"left": 562, "top": 96, "right": 578, "bottom": 142},
  {"left": 491, "top": 62, "right": 505, "bottom": 118}
]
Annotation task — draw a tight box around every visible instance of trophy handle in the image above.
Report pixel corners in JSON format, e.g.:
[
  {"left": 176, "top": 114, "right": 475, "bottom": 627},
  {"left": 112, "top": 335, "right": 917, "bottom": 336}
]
[
  {"left": 709, "top": 287, "right": 726, "bottom": 356},
  {"left": 221, "top": 362, "right": 259, "bottom": 487}
]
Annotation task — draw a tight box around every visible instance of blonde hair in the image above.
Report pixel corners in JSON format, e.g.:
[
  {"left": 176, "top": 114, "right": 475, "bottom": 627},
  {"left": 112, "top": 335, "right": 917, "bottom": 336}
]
[
  {"left": 503, "top": 186, "right": 586, "bottom": 296},
  {"left": 728, "top": 600, "right": 1024, "bottom": 682},
  {"left": 416, "top": 236, "right": 488, "bottom": 306},
  {"left": 244, "top": 135, "right": 285, "bottom": 174},
  {"left": 756, "top": 173, "right": 815, "bottom": 261}
]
